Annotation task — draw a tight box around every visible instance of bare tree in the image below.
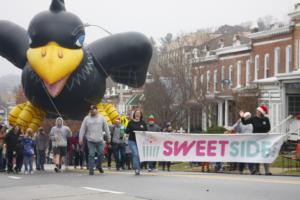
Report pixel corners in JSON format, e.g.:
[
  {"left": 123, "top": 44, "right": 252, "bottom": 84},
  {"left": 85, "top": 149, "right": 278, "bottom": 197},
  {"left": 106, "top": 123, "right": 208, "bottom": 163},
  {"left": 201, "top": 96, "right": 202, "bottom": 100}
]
[
  {"left": 158, "top": 31, "right": 214, "bottom": 131},
  {"left": 143, "top": 73, "right": 179, "bottom": 127}
]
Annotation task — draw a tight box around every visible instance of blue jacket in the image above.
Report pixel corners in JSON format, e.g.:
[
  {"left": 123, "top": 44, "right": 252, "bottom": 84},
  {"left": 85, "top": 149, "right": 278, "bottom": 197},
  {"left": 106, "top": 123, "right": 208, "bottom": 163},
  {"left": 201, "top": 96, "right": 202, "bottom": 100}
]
[{"left": 23, "top": 137, "right": 35, "bottom": 156}]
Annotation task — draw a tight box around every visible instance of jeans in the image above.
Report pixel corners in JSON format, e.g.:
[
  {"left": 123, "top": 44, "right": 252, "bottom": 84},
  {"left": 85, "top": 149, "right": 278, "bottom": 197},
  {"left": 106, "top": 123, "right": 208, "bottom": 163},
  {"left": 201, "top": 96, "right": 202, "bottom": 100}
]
[
  {"left": 148, "top": 161, "right": 156, "bottom": 170},
  {"left": 125, "top": 153, "right": 132, "bottom": 169},
  {"left": 37, "top": 150, "right": 46, "bottom": 170},
  {"left": 87, "top": 141, "right": 104, "bottom": 173},
  {"left": 107, "top": 147, "right": 113, "bottom": 168},
  {"left": 263, "top": 163, "right": 270, "bottom": 174},
  {"left": 128, "top": 140, "right": 140, "bottom": 170},
  {"left": 239, "top": 163, "right": 245, "bottom": 172},
  {"left": 23, "top": 155, "right": 33, "bottom": 172},
  {"left": 162, "top": 162, "right": 171, "bottom": 171},
  {"left": 15, "top": 153, "right": 23, "bottom": 172},
  {"left": 112, "top": 143, "right": 126, "bottom": 169},
  {"left": 74, "top": 150, "right": 84, "bottom": 168},
  {"left": 6, "top": 150, "right": 14, "bottom": 172}
]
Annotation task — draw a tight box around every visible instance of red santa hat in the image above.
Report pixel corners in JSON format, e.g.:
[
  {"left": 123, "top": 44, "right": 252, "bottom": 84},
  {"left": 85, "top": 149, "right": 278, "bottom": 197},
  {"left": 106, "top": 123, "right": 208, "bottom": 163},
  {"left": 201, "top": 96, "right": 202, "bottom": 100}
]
[
  {"left": 257, "top": 105, "right": 268, "bottom": 116},
  {"left": 148, "top": 115, "right": 155, "bottom": 122}
]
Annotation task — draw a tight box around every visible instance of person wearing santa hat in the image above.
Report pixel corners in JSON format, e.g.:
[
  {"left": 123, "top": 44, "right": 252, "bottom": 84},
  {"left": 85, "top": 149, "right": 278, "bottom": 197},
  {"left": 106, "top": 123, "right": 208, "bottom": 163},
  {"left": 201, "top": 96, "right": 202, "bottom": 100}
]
[
  {"left": 146, "top": 115, "right": 161, "bottom": 172},
  {"left": 239, "top": 105, "right": 271, "bottom": 175}
]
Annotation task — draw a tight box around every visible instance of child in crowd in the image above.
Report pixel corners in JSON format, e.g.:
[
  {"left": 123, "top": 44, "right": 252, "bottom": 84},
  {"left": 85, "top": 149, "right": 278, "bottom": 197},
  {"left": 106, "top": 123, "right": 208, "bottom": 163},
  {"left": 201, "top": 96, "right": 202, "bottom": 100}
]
[
  {"left": 125, "top": 139, "right": 132, "bottom": 170},
  {"left": 23, "top": 128, "right": 35, "bottom": 174}
]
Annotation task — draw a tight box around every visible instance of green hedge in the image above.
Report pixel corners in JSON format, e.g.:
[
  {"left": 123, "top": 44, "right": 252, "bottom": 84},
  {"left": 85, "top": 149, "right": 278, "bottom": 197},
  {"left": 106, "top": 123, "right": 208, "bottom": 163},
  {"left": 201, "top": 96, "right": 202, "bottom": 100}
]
[{"left": 207, "top": 126, "right": 227, "bottom": 134}]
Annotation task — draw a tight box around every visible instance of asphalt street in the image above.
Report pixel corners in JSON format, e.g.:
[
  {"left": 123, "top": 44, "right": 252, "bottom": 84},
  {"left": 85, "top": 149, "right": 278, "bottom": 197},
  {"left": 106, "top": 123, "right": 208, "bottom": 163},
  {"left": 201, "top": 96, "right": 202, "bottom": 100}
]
[{"left": 0, "top": 166, "right": 299, "bottom": 200}]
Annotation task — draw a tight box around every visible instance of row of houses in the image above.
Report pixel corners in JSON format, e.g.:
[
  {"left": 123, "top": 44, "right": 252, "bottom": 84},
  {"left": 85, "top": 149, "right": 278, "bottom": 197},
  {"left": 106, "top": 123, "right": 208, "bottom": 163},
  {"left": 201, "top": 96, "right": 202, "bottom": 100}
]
[
  {"left": 188, "top": 4, "right": 300, "bottom": 132},
  {"left": 105, "top": 4, "right": 300, "bottom": 133}
]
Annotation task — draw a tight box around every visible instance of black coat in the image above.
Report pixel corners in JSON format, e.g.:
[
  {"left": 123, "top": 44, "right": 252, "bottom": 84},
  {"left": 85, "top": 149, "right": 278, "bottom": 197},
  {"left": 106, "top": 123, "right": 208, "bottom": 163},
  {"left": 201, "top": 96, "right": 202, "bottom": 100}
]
[
  {"left": 4, "top": 130, "right": 19, "bottom": 152},
  {"left": 125, "top": 120, "right": 147, "bottom": 142},
  {"left": 241, "top": 116, "right": 270, "bottom": 133}
]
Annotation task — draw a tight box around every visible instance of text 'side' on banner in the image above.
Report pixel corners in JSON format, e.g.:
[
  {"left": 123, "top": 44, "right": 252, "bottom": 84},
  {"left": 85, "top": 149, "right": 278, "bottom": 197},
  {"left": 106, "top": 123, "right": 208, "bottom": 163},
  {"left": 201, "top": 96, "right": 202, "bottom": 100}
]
[{"left": 135, "top": 131, "right": 286, "bottom": 163}]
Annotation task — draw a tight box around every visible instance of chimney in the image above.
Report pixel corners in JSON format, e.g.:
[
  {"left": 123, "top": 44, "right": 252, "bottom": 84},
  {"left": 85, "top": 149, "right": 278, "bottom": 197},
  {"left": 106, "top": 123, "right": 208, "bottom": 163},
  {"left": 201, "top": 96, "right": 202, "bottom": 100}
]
[
  {"left": 233, "top": 34, "right": 241, "bottom": 46},
  {"left": 250, "top": 21, "right": 259, "bottom": 33},
  {"left": 289, "top": 3, "right": 300, "bottom": 24}
]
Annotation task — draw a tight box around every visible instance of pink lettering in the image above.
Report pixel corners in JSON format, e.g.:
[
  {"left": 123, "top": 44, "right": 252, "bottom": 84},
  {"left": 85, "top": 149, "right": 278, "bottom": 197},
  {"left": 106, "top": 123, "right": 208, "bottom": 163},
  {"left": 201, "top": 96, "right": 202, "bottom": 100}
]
[
  {"left": 174, "top": 141, "right": 196, "bottom": 156},
  {"left": 219, "top": 140, "right": 229, "bottom": 156},
  {"left": 207, "top": 140, "right": 217, "bottom": 156},
  {"left": 163, "top": 141, "right": 173, "bottom": 156},
  {"left": 196, "top": 141, "right": 206, "bottom": 156}
]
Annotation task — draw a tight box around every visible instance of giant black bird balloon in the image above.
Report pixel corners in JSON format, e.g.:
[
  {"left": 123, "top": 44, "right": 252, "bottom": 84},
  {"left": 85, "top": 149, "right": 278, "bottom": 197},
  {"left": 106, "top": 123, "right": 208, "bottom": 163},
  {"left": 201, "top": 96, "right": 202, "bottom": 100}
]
[{"left": 0, "top": 0, "right": 152, "bottom": 131}]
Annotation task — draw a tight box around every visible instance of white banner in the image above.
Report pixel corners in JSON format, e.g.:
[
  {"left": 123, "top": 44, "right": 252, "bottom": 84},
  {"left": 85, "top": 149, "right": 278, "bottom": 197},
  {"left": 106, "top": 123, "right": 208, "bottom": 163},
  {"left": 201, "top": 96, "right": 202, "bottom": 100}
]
[{"left": 135, "top": 132, "right": 286, "bottom": 163}]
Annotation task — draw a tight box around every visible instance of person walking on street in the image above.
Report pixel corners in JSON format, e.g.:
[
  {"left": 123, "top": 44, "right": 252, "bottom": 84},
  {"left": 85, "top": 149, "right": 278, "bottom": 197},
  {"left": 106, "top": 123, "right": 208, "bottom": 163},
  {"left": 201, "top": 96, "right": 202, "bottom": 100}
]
[
  {"left": 4, "top": 125, "right": 21, "bottom": 173},
  {"left": 146, "top": 115, "right": 161, "bottom": 172},
  {"left": 35, "top": 127, "right": 49, "bottom": 171},
  {"left": 110, "top": 117, "right": 126, "bottom": 170},
  {"left": 240, "top": 105, "right": 271, "bottom": 175},
  {"left": 79, "top": 105, "right": 111, "bottom": 176},
  {"left": 125, "top": 110, "right": 147, "bottom": 175},
  {"left": 22, "top": 128, "right": 35, "bottom": 174},
  {"left": 50, "top": 117, "right": 72, "bottom": 173}
]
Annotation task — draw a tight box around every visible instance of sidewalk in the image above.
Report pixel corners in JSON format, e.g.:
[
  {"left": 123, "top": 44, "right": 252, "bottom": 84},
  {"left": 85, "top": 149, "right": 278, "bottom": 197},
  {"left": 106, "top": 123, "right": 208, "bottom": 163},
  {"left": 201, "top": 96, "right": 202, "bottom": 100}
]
[{"left": 41, "top": 163, "right": 300, "bottom": 176}]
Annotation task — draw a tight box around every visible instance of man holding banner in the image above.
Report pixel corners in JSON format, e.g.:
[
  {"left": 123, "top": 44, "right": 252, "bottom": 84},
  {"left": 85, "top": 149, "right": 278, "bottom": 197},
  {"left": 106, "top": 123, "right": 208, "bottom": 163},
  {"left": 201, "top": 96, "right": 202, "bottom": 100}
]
[{"left": 240, "top": 105, "right": 272, "bottom": 175}]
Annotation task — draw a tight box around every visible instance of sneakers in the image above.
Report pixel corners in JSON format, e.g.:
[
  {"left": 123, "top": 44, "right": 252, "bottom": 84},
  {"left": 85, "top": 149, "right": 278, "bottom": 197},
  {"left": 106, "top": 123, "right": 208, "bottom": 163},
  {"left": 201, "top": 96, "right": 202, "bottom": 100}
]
[
  {"left": 30, "top": 170, "right": 34, "bottom": 175},
  {"left": 148, "top": 168, "right": 153, "bottom": 172},
  {"left": 54, "top": 167, "right": 60, "bottom": 173},
  {"left": 24, "top": 171, "right": 29, "bottom": 175},
  {"left": 135, "top": 169, "right": 140, "bottom": 176}
]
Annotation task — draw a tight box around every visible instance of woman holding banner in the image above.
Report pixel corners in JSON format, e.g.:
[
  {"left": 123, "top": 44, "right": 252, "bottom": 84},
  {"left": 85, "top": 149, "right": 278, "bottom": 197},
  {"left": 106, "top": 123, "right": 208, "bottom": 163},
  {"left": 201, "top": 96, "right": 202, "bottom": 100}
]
[
  {"left": 240, "top": 105, "right": 271, "bottom": 175},
  {"left": 125, "top": 110, "right": 147, "bottom": 175},
  {"left": 231, "top": 112, "right": 253, "bottom": 174}
]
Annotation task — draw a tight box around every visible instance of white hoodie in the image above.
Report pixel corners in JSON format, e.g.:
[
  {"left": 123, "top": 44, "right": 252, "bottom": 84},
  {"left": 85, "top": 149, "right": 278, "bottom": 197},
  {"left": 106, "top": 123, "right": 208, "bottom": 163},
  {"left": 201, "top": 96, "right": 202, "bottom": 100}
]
[{"left": 50, "top": 117, "right": 72, "bottom": 147}]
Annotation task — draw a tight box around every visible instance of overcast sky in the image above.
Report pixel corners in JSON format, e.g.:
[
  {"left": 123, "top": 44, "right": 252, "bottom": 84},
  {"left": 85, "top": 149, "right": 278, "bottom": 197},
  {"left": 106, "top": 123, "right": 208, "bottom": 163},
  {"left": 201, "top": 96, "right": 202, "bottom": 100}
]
[{"left": 0, "top": 0, "right": 297, "bottom": 77}]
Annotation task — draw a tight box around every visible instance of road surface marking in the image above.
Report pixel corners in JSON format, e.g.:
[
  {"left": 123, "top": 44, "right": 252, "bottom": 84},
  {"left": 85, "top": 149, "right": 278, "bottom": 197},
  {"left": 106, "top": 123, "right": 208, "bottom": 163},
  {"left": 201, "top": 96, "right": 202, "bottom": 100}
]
[
  {"left": 105, "top": 171, "right": 300, "bottom": 185},
  {"left": 156, "top": 173, "right": 300, "bottom": 185},
  {"left": 81, "top": 187, "right": 124, "bottom": 194},
  {"left": 8, "top": 176, "right": 22, "bottom": 180}
]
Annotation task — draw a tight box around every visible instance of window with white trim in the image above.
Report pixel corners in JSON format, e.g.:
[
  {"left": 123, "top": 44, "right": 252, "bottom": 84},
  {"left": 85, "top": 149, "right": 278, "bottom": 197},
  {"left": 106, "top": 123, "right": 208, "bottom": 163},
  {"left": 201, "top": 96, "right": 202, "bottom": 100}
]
[
  {"left": 264, "top": 54, "right": 270, "bottom": 78},
  {"left": 237, "top": 61, "right": 241, "bottom": 87},
  {"left": 254, "top": 55, "right": 259, "bottom": 80},
  {"left": 221, "top": 66, "right": 225, "bottom": 90},
  {"left": 207, "top": 71, "right": 210, "bottom": 94},
  {"left": 229, "top": 65, "right": 233, "bottom": 88},
  {"left": 274, "top": 47, "right": 280, "bottom": 74},
  {"left": 246, "top": 60, "right": 251, "bottom": 86},
  {"left": 214, "top": 69, "right": 218, "bottom": 92},
  {"left": 286, "top": 45, "right": 292, "bottom": 73}
]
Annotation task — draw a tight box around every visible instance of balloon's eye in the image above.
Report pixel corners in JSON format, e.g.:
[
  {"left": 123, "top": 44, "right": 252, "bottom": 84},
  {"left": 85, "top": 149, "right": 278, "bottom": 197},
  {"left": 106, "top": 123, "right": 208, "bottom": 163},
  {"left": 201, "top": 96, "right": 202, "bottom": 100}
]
[
  {"left": 75, "top": 35, "right": 85, "bottom": 47},
  {"left": 28, "top": 37, "right": 32, "bottom": 45}
]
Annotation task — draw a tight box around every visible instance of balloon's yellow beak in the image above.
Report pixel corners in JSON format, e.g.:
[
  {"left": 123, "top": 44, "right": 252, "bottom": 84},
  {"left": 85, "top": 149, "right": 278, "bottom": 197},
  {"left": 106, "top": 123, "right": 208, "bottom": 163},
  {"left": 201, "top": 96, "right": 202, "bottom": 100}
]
[{"left": 26, "top": 42, "right": 83, "bottom": 85}]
